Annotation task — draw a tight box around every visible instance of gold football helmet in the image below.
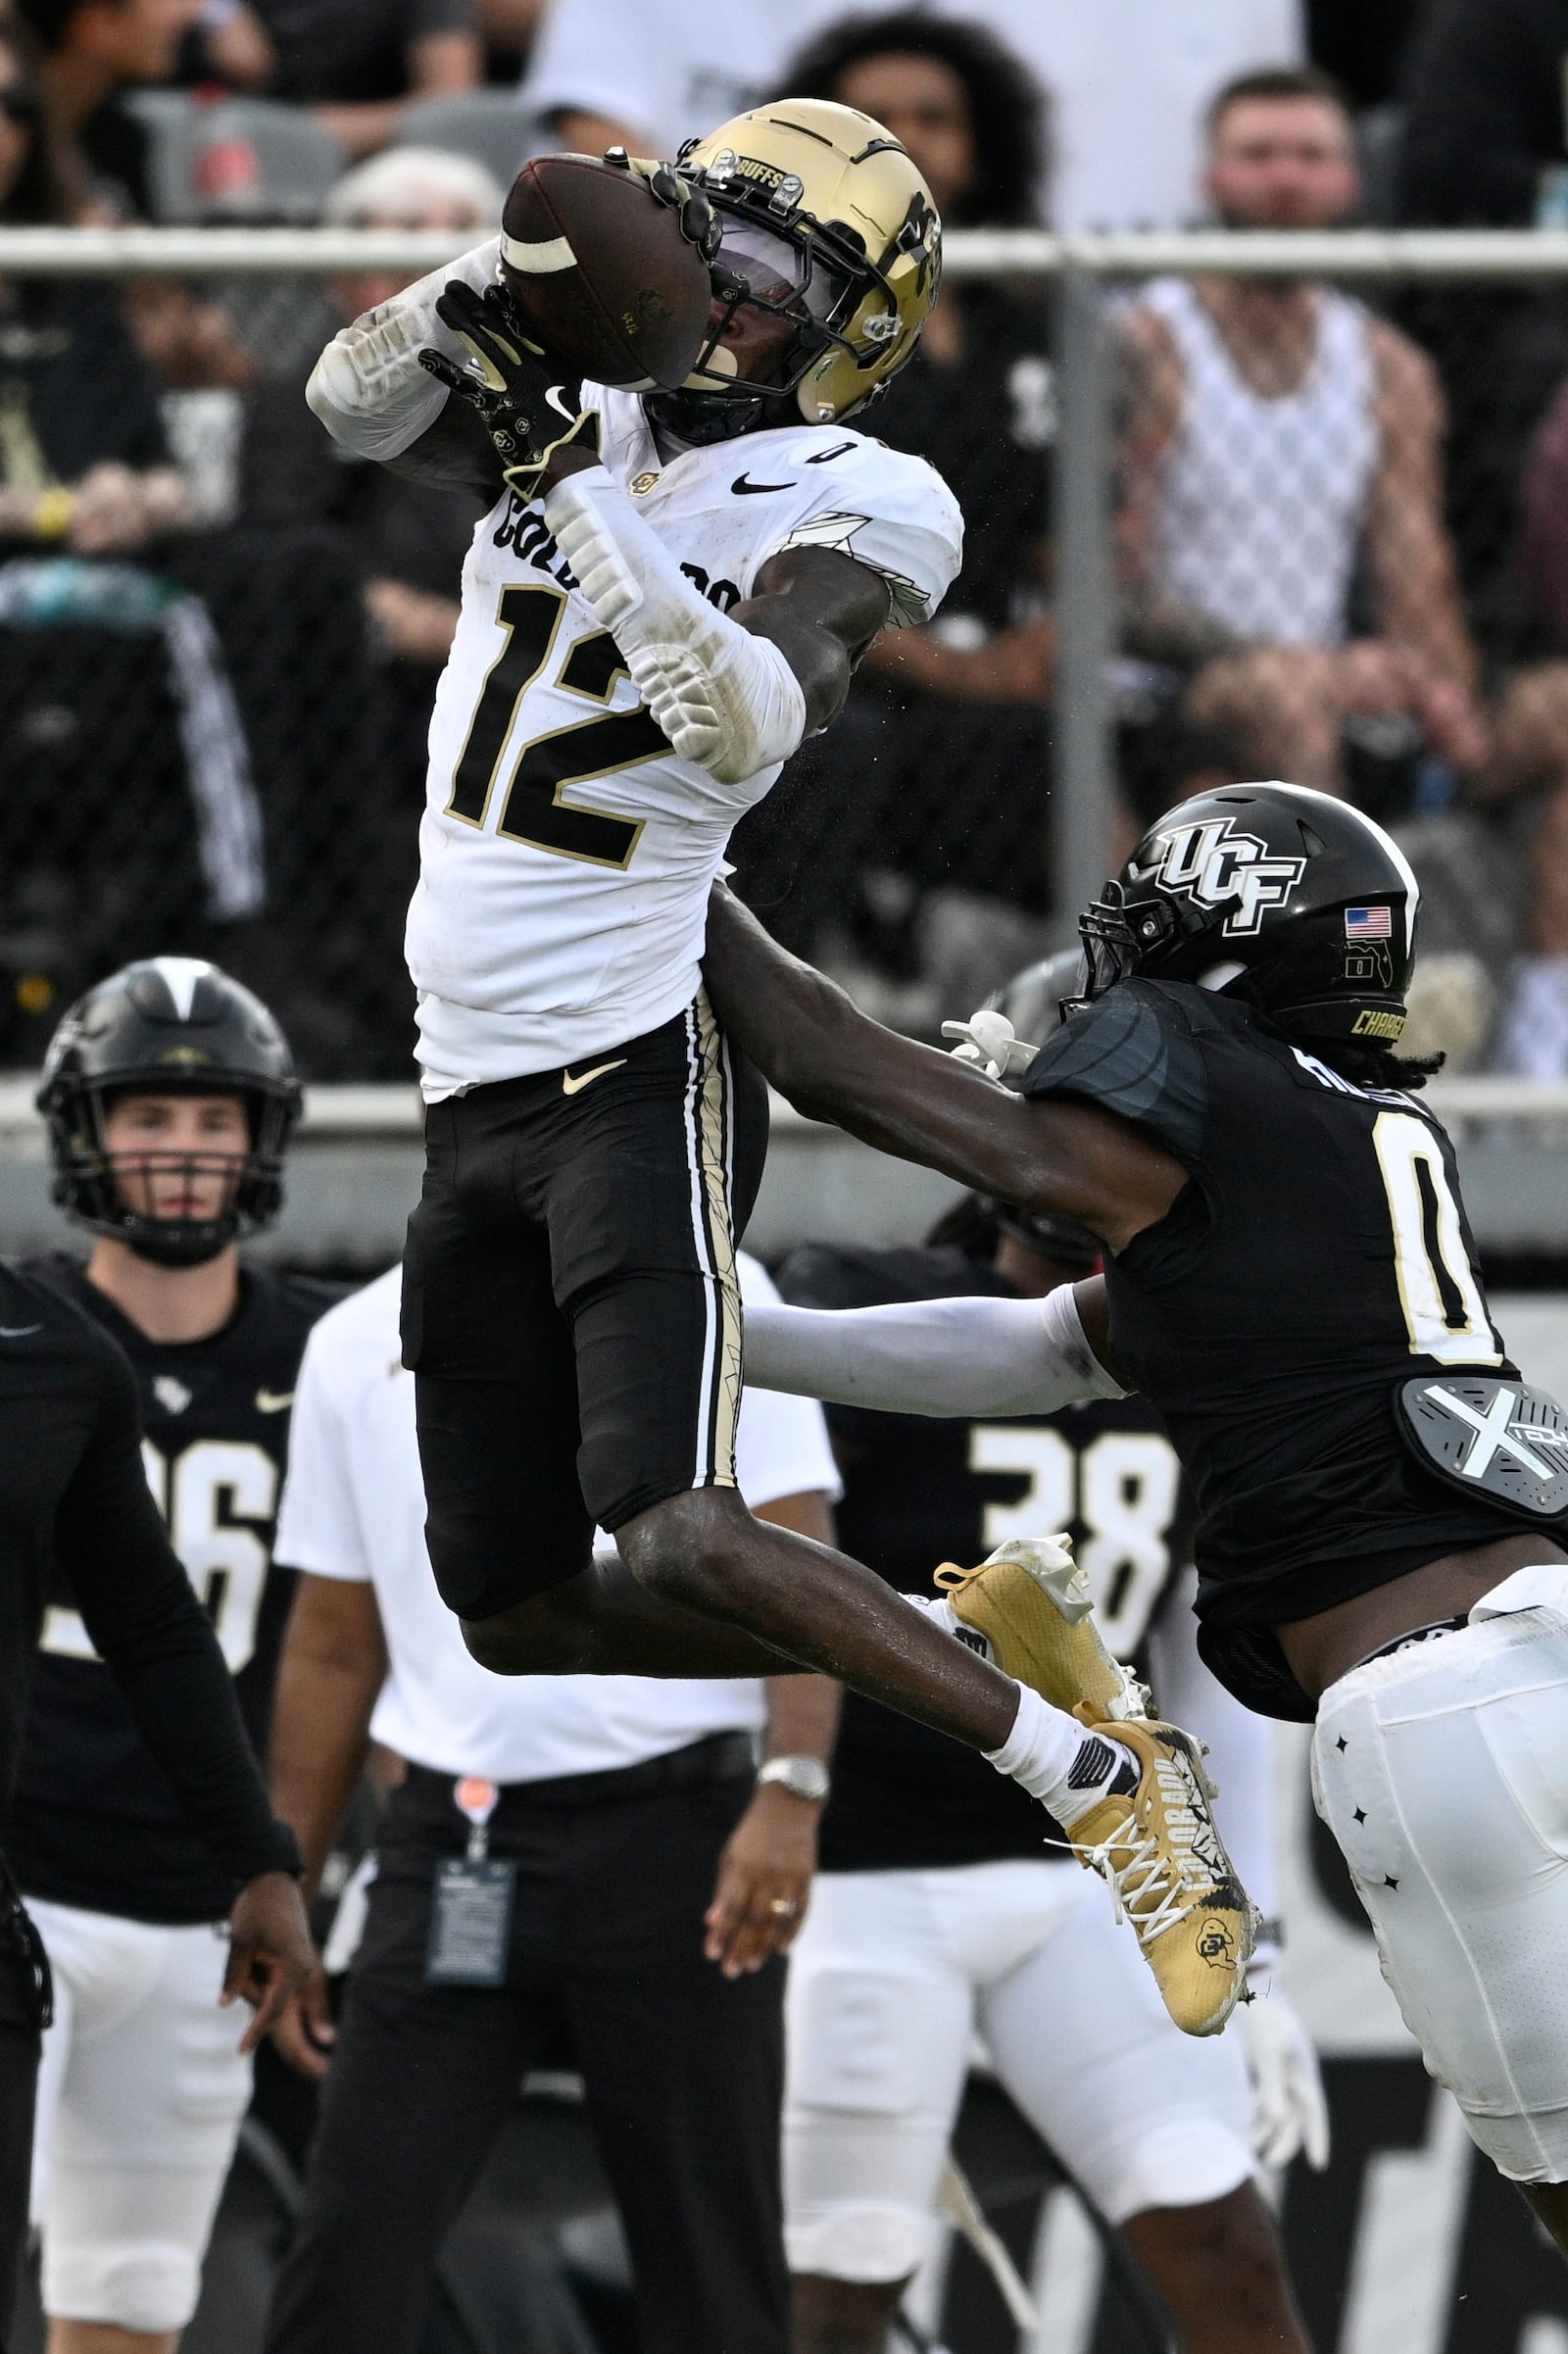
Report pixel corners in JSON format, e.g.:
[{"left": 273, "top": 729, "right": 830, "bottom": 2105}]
[{"left": 673, "top": 98, "right": 942, "bottom": 426}]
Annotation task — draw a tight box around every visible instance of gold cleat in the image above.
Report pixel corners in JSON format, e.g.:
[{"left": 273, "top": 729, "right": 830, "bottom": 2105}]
[
  {"left": 935, "top": 1537, "right": 1151, "bottom": 1723},
  {"left": 1066, "top": 1713, "right": 1258, "bottom": 2037}
]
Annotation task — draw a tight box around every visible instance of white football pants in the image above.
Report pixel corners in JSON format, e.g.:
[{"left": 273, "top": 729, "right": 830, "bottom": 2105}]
[
  {"left": 784, "top": 1856, "right": 1251, "bottom": 2283},
  {"left": 27, "top": 1900, "right": 252, "bottom": 2330},
  {"left": 1312, "top": 1567, "right": 1568, "bottom": 2183}
]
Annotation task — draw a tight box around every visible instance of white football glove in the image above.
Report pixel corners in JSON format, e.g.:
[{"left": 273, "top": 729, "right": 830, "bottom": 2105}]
[
  {"left": 1238, "top": 1980, "right": 1330, "bottom": 2171},
  {"left": 941, "top": 1009, "right": 1037, "bottom": 1083}
]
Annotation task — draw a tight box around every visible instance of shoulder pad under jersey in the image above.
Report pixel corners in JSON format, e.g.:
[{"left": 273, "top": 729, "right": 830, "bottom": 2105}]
[{"left": 1020, "top": 982, "right": 1208, "bottom": 1162}]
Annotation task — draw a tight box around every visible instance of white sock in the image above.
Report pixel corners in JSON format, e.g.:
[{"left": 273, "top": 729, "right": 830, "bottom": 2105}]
[
  {"left": 904, "top": 1593, "right": 961, "bottom": 1636},
  {"left": 984, "top": 1684, "right": 1137, "bottom": 1827}
]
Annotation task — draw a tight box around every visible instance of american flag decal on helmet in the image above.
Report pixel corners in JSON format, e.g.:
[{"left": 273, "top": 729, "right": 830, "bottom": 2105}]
[{"left": 1344, "top": 907, "right": 1393, "bottom": 940}]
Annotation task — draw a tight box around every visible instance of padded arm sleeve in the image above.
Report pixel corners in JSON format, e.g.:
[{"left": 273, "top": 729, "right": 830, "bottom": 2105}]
[
  {"left": 306, "top": 236, "right": 502, "bottom": 465},
  {"left": 543, "top": 464, "right": 808, "bottom": 788},
  {"left": 741, "top": 1280, "right": 1125, "bottom": 1418}
]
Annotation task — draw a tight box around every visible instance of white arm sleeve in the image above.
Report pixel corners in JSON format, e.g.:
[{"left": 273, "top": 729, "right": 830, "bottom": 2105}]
[
  {"left": 543, "top": 465, "right": 808, "bottom": 788},
  {"left": 741, "top": 1280, "right": 1125, "bottom": 1419},
  {"left": 305, "top": 236, "right": 502, "bottom": 465},
  {"left": 1146, "top": 1569, "right": 1280, "bottom": 1952}
]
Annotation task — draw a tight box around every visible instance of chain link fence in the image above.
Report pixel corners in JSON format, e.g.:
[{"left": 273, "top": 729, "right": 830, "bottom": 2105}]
[{"left": 4, "top": 227, "right": 1568, "bottom": 1080}]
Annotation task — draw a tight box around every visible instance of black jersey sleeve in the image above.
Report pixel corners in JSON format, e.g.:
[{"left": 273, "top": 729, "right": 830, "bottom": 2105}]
[
  {"left": 1020, "top": 982, "right": 1208, "bottom": 1163},
  {"left": 53, "top": 1332, "right": 302, "bottom": 1888}
]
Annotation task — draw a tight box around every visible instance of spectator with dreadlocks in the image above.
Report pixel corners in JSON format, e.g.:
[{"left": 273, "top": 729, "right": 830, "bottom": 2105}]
[{"left": 729, "top": 12, "right": 1056, "bottom": 1003}]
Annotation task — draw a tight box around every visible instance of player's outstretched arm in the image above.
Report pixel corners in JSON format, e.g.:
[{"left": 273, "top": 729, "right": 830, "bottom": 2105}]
[
  {"left": 703, "top": 884, "right": 1185, "bottom": 1251},
  {"left": 743, "top": 1280, "right": 1124, "bottom": 1417}
]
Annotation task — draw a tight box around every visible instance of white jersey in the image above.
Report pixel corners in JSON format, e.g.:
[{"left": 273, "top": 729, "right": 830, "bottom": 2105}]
[{"left": 406, "top": 390, "right": 962, "bottom": 1094}]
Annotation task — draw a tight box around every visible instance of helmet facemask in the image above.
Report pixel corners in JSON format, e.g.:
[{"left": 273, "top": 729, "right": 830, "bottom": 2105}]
[
  {"left": 678, "top": 196, "right": 897, "bottom": 410},
  {"left": 54, "top": 1080, "right": 293, "bottom": 1267},
  {"left": 38, "top": 956, "right": 302, "bottom": 1264}
]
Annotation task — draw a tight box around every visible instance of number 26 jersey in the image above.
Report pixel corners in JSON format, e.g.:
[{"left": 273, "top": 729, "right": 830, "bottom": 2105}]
[{"left": 407, "top": 386, "right": 962, "bottom": 1097}]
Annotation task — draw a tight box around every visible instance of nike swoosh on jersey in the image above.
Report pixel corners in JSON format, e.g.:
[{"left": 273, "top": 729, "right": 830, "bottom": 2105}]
[
  {"left": 732, "top": 474, "right": 797, "bottom": 496},
  {"left": 255, "top": 1389, "right": 295, "bottom": 1413},
  {"left": 545, "top": 384, "right": 577, "bottom": 422},
  {"left": 562, "top": 1058, "right": 627, "bottom": 1096},
  {"left": 0, "top": 1324, "right": 41, "bottom": 1338}
]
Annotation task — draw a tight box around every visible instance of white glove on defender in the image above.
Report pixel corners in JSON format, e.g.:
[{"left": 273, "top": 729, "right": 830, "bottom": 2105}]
[
  {"left": 942, "top": 1008, "right": 1037, "bottom": 1082},
  {"left": 1238, "top": 1982, "right": 1330, "bottom": 2170},
  {"left": 544, "top": 466, "right": 808, "bottom": 787},
  {"left": 306, "top": 237, "right": 503, "bottom": 465}
]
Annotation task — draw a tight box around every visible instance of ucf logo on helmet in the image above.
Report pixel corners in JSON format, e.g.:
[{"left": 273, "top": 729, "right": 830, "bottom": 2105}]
[{"left": 1140, "top": 818, "right": 1305, "bottom": 937}]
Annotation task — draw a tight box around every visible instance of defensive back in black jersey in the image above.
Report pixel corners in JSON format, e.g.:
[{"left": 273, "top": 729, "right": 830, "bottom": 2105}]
[
  {"left": 9, "top": 1257, "right": 344, "bottom": 1924},
  {"left": 777, "top": 1243, "right": 1194, "bottom": 1874},
  {"left": 1021, "top": 978, "right": 1560, "bottom": 1714}
]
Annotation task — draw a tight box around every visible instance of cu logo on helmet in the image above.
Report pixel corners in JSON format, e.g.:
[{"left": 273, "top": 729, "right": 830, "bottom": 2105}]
[{"left": 1147, "top": 819, "right": 1305, "bottom": 937}]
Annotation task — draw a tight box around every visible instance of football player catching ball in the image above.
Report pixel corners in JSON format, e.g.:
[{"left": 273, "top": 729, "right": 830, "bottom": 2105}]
[{"left": 304, "top": 102, "right": 1255, "bottom": 2040}]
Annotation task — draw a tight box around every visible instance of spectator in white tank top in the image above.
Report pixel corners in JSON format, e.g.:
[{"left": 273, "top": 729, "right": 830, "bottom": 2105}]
[{"left": 1119, "top": 66, "right": 1484, "bottom": 796}]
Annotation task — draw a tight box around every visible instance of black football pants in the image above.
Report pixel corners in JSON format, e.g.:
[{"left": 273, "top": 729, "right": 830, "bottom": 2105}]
[
  {"left": 263, "top": 1748, "right": 789, "bottom": 2354},
  {"left": 403, "top": 990, "right": 768, "bottom": 1625}
]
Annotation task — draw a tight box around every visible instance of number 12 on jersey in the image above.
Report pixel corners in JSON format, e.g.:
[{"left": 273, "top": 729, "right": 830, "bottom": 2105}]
[{"left": 445, "top": 583, "right": 666, "bottom": 867}]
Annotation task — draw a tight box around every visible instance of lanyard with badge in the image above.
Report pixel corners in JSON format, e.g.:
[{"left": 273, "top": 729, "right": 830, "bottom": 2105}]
[{"left": 425, "top": 1776, "right": 515, "bottom": 1987}]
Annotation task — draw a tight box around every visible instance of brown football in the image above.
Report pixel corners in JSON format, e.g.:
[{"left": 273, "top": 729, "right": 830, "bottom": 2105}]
[{"left": 499, "top": 154, "right": 712, "bottom": 392}]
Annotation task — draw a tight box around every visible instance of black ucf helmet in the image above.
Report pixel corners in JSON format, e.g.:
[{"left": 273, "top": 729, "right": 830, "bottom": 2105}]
[
  {"left": 38, "top": 957, "right": 302, "bottom": 1267},
  {"left": 1075, "top": 781, "right": 1420, "bottom": 1047}
]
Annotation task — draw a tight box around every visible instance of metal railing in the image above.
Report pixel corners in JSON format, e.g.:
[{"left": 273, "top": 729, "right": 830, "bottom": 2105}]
[
  {"left": 4, "top": 221, "right": 1565, "bottom": 924},
  {"left": 3, "top": 224, "right": 1566, "bottom": 1225}
]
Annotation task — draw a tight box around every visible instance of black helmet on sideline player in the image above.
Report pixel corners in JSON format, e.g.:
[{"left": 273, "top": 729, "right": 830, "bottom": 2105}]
[
  {"left": 646, "top": 98, "right": 942, "bottom": 446},
  {"left": 1074, "top": 781, "right": 1420, "bottom": 1048},
  {"left": 38, "top": 957, "right": 302, "bottom": 1267}
]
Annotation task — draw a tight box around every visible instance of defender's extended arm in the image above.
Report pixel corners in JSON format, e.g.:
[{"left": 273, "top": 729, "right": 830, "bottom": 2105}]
[
  {"left": 743, "top": 1280, "right": 1123, "bottom": 1418},
  {"left": 703, "top": 885, "right": 1186, "bottom": 1251}
]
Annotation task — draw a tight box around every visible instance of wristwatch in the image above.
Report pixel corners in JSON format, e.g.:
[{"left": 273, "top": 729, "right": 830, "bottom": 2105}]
[{"left": 758, "top": 1754, "right": 832, "bottom": 1803}]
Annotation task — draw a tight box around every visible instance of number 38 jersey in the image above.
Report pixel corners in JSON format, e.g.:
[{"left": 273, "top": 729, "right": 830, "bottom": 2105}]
[
  {"left": 407, "top": 388, "right": 962, "bottom": 1096},
  {"left": 1021, "top": 978, "right": 1559, "bottom": 1718},
  {"left": 776, "top": 1242, "right": 1195, "bottom": 1874},
  {"left": 7, "top": 1256, "right": 345, "bottom": 1924}
]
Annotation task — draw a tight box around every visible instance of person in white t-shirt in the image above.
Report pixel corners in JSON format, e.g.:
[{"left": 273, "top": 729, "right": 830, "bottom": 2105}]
[
  {"left": 1119, "top": 66, "right": 1482, "bottom": 797},
  {"left": 300, "top": 97, "right": 1242, "bottom": 2036},
  {"left": 260, "top": 1253, "right": 841, "bottom": 2354}
]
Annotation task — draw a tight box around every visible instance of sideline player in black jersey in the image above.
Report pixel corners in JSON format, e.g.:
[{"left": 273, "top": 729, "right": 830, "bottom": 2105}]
[
  {"left": 706, "top": 778, "right": 1568, "bottom": 2254},
  {"left": 12, "top": 957, "right": 340, "bottom": 2354},
  {"left": 775, "top": 1011, "right": 1317, "bottom": 2353}
]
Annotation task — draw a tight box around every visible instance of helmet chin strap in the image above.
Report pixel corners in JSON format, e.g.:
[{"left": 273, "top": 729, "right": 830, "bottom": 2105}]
[
  {"left": 121, "top": 1221, "right": 234, "bottom": 1269},
  {"left": 643, "top": 382, "right": 798, "bottom": 452}
]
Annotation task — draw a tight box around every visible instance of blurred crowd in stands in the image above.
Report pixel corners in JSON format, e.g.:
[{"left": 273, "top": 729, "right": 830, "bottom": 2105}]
[{"left": 5, "top": 0, "right": 1568, "bottom": 1079}]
